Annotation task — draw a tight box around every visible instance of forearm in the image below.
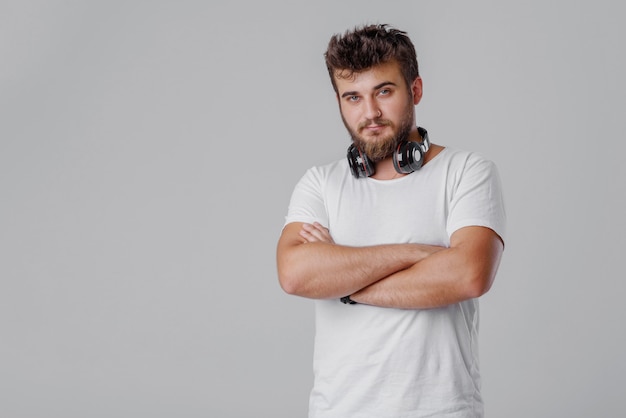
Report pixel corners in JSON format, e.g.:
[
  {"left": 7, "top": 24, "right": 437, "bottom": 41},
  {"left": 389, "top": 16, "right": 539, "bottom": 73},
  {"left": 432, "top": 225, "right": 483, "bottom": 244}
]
[
  {"left": 351, "top": 227, "right": 504, "bottom": 309},
  {"left": 278, "top": 239, "right": 436, "bottom": 299},
  {"left": 277, "top": 222, "right": 444, "bottom": 299},
  {"left": 351, "top": 248, "right": 475, "bottom": 309}
]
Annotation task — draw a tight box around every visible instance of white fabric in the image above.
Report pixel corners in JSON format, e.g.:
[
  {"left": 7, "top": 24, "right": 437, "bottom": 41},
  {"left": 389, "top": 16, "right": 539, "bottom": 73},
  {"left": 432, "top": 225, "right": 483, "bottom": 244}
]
[{"left": 284, "top": 147, "right": 506, "bottom": 418}]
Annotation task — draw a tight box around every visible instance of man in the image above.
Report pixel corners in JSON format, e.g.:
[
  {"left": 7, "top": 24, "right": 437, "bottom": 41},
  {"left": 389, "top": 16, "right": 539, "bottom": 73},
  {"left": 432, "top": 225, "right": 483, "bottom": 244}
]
[{"left": 276, "top": 24, "right": 505, "bottom": 418}]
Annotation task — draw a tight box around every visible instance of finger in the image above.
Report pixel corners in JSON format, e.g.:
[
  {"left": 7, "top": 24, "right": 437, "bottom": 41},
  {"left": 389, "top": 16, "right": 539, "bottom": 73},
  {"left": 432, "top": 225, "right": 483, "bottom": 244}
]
[
  {"left": 299, "top": 224, "right": 321, "bottom": 242},
  {"left": 303, "top": 223, "right": 335, "bottom": 244},
  {"left": 301, "top": 223, "right": 332, "bottom": 243},
  {"left": 310, "top": 222, "right": 329, "bottom": 236},
  {"left": 305, "top": 224, "right": 327, "bottom": 241},
  {"left": 311, "top": 222, "right": 328, "bottom": 232},
  {"left": 311, "top": 222, "right": 334, "bottom": 242},
  {"left": 299, "top": 229, "right": 314, "bottom": 242}
]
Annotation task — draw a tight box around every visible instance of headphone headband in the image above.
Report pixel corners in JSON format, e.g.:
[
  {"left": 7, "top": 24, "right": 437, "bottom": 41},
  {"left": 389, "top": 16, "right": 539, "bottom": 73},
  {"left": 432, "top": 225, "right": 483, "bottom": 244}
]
[{"left": 416, "top": 126, "right": 430, "bottom": 154}]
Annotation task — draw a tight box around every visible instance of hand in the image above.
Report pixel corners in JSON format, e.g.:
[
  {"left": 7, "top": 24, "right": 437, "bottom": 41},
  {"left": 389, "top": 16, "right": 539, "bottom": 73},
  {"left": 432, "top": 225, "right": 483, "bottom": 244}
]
[{"left": 299, "top": 222, "right": 335, "bottom": 244}]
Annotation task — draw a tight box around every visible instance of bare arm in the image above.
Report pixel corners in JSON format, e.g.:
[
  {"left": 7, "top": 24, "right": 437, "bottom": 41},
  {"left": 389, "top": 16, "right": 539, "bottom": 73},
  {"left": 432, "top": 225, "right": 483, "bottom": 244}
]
[
  {"left": 276, "top": 222, "right": 443, "bottom": 300},
  {"left": 351, "top": 226, "right": 504, "bottom": 309}
]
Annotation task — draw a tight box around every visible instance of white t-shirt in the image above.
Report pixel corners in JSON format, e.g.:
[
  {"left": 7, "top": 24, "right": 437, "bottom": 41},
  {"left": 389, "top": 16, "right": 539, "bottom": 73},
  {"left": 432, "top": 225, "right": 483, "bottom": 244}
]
[{"left": 284, "top": 147, "right": 506, "bottom": 418}]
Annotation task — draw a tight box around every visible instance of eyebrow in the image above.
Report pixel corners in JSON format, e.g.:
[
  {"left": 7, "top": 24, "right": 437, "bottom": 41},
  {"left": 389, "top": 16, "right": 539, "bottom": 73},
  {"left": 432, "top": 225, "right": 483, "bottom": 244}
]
[{"left": 340, "top": 81, "right": 397, "bottom": 98}]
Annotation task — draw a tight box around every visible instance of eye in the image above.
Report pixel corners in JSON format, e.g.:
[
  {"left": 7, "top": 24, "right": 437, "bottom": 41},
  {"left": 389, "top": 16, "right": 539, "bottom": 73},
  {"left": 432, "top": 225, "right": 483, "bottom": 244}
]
[
  {"left": 348, "top": 95, "right": 360, "bottom": 102},
  {"left": 378, "top": 88, "right": 391, "bottom": 96}
]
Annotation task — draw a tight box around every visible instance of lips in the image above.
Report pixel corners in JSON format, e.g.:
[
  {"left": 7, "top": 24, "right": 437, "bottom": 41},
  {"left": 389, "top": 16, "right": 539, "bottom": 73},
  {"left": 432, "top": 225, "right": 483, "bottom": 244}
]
[{"left": 359, "top": 120, "right": 391, "bottom": 132}]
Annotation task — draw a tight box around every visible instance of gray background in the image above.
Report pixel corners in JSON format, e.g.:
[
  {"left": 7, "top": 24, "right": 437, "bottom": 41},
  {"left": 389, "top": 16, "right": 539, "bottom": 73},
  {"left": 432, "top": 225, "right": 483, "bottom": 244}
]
[{"left": 1, "top": 1, "right": 624, "bottom": 417}]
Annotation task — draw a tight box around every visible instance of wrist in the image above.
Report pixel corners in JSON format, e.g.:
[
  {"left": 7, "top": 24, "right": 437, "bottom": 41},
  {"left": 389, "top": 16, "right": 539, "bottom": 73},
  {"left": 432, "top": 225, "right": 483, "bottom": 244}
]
[{"left": 340, "top": 295, "right": 358, "bottom": 304}]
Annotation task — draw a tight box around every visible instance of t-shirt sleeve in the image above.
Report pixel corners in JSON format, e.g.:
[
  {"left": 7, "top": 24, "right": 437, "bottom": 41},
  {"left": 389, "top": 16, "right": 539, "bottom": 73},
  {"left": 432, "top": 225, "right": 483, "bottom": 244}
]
[
  {"left": 446, "top": 153, "right": 506, "bottom": 244},
  {"left": 283, "top": 166, "right": 329, "bottom": 228}
]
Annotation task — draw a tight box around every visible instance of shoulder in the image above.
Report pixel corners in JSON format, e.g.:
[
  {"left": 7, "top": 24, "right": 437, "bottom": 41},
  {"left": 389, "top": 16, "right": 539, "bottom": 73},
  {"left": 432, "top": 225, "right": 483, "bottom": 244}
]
[
  {"left": 299, "top": 158, "right": 349, "bottom": 184},
  {"left": 435, "top": 147, "right": 500, "bottom": 176},
  {"left": 439, "top": 146, "right": 494, "bottom": 164}
]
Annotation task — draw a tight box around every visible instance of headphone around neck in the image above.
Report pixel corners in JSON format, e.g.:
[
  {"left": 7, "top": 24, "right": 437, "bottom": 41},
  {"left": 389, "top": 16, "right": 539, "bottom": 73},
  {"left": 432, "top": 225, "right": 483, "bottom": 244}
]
[{"left": 347, "top": 126, "right": 430, "bottom": 179}]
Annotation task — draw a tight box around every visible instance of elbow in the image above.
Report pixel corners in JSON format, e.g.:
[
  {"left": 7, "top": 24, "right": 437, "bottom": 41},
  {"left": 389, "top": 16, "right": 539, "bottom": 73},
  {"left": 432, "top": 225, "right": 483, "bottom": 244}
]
[
  {"left": 278, "top": 263, "right": 321, "bottom": 298},
  {"left": 278, "top": 273, "right": 299, "bottom": 296},
  {"left": 277, "top": 263, "right": 305, "bottom": 296},
  {"left": 463, "top": 268, "right": 496, "bottom": 299},
  {"left": 276, "top": 236, "right": 312, "bottom": 296},
  {"left": 462, "top": 249, "right": 502, "bottom": 299},
  {"left": 466, "top": 278, "right": 492, "bottom": 299}
]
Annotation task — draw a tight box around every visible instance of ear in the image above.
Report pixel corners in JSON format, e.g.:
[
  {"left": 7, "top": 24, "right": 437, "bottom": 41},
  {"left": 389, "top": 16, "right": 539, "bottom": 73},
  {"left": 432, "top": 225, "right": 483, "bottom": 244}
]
[{"left": 411, "top": 77, "right": 423, "bottom": 105}]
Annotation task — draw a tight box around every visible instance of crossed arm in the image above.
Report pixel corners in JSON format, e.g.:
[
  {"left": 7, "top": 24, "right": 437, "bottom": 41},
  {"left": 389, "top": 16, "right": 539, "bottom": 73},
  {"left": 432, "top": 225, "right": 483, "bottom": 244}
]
[{"left": 276, "top": 222, "right": 504, "bottom": 309}]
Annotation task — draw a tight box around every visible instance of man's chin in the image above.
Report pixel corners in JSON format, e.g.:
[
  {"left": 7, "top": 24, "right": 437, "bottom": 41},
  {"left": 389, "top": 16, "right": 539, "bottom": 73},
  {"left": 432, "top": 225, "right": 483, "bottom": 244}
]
[
  {"left": 363, "top": 142, "right": 397, "bottom": 162},
  {"left": 366, "top": 153, "right": 393, "bottom": 164}
]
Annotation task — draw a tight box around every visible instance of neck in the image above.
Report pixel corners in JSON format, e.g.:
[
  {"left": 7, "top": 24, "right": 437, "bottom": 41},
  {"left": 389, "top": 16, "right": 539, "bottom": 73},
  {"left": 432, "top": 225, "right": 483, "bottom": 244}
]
[
  {"left": 371, "top": 158, "right": 404, "bottom": 180},
  {"left": 371, "top": 143, "right": 444, "bottom": 180}
]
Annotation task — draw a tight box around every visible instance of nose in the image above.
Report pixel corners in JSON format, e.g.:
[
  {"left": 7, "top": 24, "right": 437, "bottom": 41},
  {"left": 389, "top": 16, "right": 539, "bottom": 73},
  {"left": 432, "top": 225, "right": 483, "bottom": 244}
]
[{"left": 364, "top": 98, "right": 382, "bottom": 120}]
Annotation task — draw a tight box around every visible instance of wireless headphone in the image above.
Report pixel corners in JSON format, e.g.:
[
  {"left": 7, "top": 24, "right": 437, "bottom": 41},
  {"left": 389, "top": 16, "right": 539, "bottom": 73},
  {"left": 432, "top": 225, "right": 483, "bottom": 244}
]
[{"left": 347, "top": 126, "right": 430, "bottom": 179}]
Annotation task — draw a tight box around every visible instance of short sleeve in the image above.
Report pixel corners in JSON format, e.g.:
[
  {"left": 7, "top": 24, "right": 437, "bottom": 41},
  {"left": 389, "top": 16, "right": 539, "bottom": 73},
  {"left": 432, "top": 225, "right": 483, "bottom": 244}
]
[
  {"left": 446, "top": 154, "right": 506, "bottom": 243},
  {"left": 284, "top": 166, "right": 330, "bottom": 228}
]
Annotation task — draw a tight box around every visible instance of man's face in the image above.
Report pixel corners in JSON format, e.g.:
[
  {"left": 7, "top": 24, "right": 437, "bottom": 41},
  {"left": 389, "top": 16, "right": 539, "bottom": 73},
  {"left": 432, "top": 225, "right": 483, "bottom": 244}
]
[{"left": 335, "top": 60, "right": 422, "bottom": 162}]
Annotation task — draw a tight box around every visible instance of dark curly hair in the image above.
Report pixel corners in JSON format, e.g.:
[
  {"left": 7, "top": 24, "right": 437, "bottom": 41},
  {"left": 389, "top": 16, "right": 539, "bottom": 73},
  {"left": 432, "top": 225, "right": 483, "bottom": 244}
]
[{"left": 324, "top": 24, "right": 420, "bottom": 94}]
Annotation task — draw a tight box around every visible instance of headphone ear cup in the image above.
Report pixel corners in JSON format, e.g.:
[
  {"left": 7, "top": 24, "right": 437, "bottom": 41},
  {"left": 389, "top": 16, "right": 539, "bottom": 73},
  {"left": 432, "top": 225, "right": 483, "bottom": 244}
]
[
  {"left": 347, "top": 144, "right": 375, "bottom": 178},
  {"left": 393, "top": 141, "right": 425, "bottom": 174}
]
